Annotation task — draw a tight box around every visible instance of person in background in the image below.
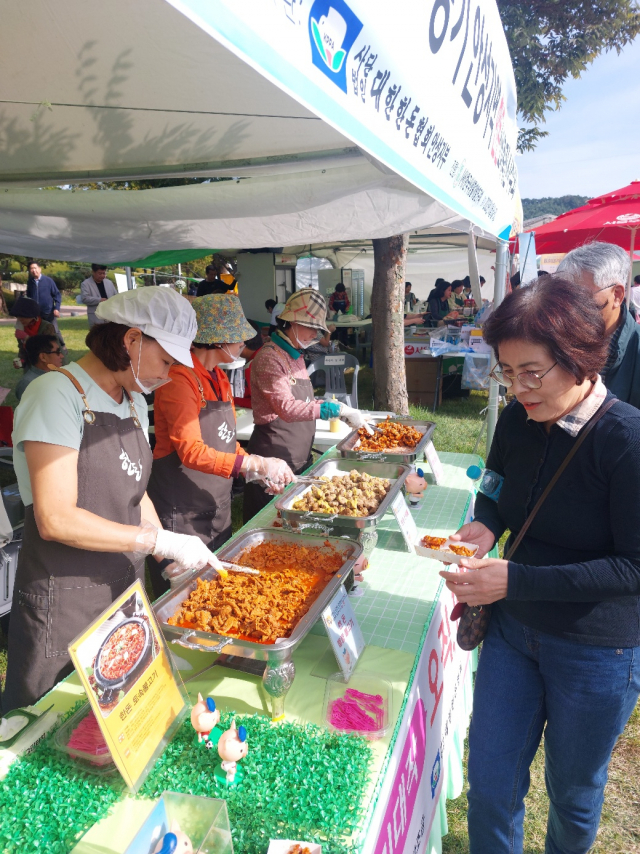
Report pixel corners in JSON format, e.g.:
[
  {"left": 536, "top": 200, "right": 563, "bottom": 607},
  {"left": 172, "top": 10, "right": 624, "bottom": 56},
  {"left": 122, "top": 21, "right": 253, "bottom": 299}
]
[
  {"left": 404, "top": 281, "right": 418, "bottom": 311},
  {"left": 10, "top": 296, "right": 58, "bottom": 368},
  {"left": 440, "top": 275, "right": 640, "bottom": 854},
  {"left": 269, "top": 299, "right": 286, "bottom": 333},
  {"left": 448, "top": 280, "right": 465, "bottom": 311},
  {"left": 15, "top": 335, "right": 64, "bottom": 402},
  {"left": 244, "top": 288, "right": 371, "bottom": 523},
  {"left": 196, "top": 263, "right": 238, "bottom": 297},
  {"left": 557, "top": 242, "right": 640, "bottom": 408},
  {"left": 26, "top": 262, "right": 61, "bottom": 326},
  {"left": 427, "top": 280, "right": 454, "bottom": 323},
  {"left": 328, "top": 283, "right": 350, "bottom": 317},
  {"left": 631, "top": 273, "right": 640, "bottom": 313},
  {"left": 265, "top": 298, "right": 277, "bottom": 316},
  {"left": 149, "top": 294, "right": 294, "bottom": 595},
  {"left": 81, "top": 264, "right": 117, "bottom": 328}
]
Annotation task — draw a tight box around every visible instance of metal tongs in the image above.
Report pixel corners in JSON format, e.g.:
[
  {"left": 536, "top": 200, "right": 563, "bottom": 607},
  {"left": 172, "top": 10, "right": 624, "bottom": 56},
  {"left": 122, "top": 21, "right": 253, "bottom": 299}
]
[
  {"left": 219, "top": 560, "right": 260, "bottom": 576},
  {"left": 294, "top": 475, "right": 328, "bottom": 485}
]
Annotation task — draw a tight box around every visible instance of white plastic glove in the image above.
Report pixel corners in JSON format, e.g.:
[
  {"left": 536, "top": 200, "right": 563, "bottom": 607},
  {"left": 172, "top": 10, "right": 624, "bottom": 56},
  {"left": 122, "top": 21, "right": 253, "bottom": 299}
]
[
  {"left": 154, "top": 528, "right": 223, "bottom": 572},
  {"left": 241, "top": 454, "right": 296, "bottom": 494},
  {"left": 339, "top": 404, "right": 375, "bottom": 434}
]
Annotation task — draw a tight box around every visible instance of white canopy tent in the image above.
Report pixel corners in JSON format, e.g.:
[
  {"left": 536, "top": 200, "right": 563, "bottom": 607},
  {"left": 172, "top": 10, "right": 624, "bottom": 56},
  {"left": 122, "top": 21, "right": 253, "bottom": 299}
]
[
  {"left": 0, "top": 0, "right": 518, "bottom": 451},
  {"left": 0, "top": 0, "right": 518, "bottom": 248}
]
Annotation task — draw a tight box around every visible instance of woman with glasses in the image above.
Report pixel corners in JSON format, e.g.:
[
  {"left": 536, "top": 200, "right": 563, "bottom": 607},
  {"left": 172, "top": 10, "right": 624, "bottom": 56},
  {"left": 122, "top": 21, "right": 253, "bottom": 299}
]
[
  {"left": 439, "top": 275, "right": 640, "bottom": 854},
  {"left": 15, "top": 334, "right": 65, "bottom": 401}
]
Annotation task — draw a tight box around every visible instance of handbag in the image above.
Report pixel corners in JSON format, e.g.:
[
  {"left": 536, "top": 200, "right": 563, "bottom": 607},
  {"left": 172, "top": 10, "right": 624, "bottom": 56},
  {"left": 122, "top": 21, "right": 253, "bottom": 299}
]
[{"left": 452, "top": 396, "right": 617, "bottom": 651}]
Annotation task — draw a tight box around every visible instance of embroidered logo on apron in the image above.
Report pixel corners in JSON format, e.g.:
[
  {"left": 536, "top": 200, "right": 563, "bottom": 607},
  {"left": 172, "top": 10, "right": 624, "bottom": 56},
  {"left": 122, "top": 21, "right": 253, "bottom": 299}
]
[
  {"left": 119, "top": 448, "right": 143, "bottom": 481},
  {"left": 218, "top": 421, "right": 235, "bottom": 444}
]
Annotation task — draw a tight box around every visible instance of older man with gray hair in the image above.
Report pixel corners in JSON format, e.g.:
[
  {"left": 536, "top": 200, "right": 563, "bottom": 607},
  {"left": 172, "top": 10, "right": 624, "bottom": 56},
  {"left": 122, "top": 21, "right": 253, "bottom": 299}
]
[{"left": 557, "top": 241, "right": 640, "bottom": 408}]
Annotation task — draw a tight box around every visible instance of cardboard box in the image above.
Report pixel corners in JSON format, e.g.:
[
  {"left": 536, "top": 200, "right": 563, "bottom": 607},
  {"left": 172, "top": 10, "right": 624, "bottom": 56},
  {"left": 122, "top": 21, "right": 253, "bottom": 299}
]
[{"left": 405, "top": 355, "right": 441, "bottom": 408}]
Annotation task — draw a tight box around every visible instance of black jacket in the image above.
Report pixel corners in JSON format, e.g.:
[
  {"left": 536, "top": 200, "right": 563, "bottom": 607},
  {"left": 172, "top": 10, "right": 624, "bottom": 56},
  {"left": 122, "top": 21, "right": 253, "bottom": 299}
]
[{"left": 474, "top": 393, "right": 640, "bottom": 646}]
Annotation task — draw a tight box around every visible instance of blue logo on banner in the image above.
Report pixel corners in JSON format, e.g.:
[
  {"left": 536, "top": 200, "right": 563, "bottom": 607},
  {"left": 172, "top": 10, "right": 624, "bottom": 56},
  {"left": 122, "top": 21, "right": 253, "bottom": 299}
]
[
  {"left": 308, "top": 0, "right": 363, "bottom": 92},
  {"left": 431, "top": 750, "right": 441, "bottom": 798}
]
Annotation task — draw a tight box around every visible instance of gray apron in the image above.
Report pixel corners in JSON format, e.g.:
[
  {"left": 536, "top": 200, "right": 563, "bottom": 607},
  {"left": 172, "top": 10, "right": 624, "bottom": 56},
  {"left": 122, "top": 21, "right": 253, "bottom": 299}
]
[
  {"left": 243, "top": 344, "right": 315, "bottom": 523},
  {"left": 147, "top": 368, "right": 235, "bottom": 550},
  {"left": 3, "top": 368, "right": 151, "bottom": 711}
]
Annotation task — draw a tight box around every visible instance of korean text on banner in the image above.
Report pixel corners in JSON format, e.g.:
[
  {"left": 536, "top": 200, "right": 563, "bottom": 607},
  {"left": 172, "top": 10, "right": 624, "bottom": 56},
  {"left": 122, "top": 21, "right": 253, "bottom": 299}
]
[
  {"left": 68, "top": 580, "right": 187, "bottom": 791},
  {"left": 167, "top": 0, "right": 519, "bottom": 239}
]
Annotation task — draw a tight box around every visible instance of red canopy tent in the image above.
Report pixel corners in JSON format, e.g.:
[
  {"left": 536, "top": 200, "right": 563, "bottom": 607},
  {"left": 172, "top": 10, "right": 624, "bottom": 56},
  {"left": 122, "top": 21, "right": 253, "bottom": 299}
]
[{"left": 522, "top": 181, "right": 640, "bottom": 298}]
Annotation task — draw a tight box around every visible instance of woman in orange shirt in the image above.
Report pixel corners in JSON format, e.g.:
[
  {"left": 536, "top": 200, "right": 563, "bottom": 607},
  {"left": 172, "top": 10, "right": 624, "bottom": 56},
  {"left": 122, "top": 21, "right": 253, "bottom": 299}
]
[{"left": 148, "top": 294, "right": 294, "bottom": 595}]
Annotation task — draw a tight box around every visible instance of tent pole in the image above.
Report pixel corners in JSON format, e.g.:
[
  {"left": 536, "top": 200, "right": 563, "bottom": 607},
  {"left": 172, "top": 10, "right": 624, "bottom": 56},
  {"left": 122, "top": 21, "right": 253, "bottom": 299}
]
[
  {"left": 486, "top": 239, "right": 509, "bottom": 458},
  {"left": 125, "top": 266, "right": 134, "bottom": 290},
  {"left": 627, "top": 229, "right": 636, "bottom": 307}
]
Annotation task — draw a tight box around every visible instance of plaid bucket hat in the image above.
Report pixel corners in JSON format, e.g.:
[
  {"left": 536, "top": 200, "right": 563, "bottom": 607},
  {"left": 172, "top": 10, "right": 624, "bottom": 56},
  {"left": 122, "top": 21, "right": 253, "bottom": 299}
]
[
  {"left": 192, "top": 294, "right": 256, "bottom": 344},
  {"left": 278, "top": 288, "right": 329, "bottom": 334}
]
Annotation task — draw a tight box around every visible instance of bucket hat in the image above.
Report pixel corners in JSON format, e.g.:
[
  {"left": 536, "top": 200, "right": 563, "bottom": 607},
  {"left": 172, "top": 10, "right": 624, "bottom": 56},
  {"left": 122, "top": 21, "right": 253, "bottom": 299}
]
[
  {"left": 96, "top": 286, "right": 197, "bottom": 366},
  {"left": 192, "top": 293, "right": 256, "bottom": 344},
  {"left": 278, "top": 288, "right": 329, "bottom": 334}
]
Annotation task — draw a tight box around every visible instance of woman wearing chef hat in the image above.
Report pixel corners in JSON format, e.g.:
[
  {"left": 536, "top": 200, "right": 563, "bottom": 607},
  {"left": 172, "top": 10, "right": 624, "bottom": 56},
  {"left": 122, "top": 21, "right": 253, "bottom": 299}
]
[{"left": 3, "top": 287, "right": 223, "bottom": 711}]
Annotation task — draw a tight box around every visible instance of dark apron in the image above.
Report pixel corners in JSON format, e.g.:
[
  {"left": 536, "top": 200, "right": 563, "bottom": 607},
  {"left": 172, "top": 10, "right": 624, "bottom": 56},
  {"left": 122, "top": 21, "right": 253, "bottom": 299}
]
[
  {"left": 243, "top": 346, "right": 315, "bottom": 523},
  {"left": 147, "top": 369, "right": 235, "bottom": 551},
  {"left": 3, "top": 369, "right": 151, "bottom": 711}
]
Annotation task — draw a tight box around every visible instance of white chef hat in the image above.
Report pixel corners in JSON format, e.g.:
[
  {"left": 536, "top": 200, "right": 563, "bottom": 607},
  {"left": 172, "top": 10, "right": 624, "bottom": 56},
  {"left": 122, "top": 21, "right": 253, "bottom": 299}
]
[{"left": 96, "top": 287, "right": 197, "bottom": 366}]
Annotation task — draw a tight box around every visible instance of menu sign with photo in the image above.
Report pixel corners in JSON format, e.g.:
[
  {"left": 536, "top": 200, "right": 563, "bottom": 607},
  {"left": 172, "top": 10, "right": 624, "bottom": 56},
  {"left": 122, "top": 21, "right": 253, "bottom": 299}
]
[{"left": 68, "top": 580, "right": 187, "bottom": 791}]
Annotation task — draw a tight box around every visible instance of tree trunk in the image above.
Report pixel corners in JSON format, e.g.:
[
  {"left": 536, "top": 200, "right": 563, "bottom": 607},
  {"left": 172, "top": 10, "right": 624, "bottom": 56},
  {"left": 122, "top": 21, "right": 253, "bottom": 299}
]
[{"left": 371, "top": 234, "right": 409, "bottom": 415}]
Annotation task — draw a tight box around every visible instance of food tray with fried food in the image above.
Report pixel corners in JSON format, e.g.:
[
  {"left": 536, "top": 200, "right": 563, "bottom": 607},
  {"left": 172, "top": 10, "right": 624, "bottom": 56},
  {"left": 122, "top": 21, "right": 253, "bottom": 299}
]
[
  {"left": 336, "top": 417, "right": 436, "bottom": 464},
  {"left": 415, "top": 535, "right": 479, "bottom": 565},
  {"left": 275, "top": 459, "right": 410, "bottom": 532},
  {"left": 153, "top": 529, "right": 362, "bottom": 661}
]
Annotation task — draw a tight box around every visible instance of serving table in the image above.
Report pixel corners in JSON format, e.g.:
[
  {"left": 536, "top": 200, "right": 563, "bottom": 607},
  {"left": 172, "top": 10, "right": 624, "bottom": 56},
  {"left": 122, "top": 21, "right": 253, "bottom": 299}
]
[{"left": 4, "top": 450, "right": 484, "bottom": 854}]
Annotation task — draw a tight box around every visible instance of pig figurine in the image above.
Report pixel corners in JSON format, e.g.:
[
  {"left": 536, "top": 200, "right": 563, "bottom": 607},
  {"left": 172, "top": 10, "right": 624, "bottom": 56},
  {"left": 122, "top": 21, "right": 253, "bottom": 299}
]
[
  {"left": 190, "top": 693, "right": 220, "bottom": 743},
  {"left": 405, "top": 467, "right": 427, "bottom": 505},
  {"left": 153, "top": 821, "right": 193, "bottom": 854},
  {"left": 217, "top": 719, "right": 248, "bottom": 784}
]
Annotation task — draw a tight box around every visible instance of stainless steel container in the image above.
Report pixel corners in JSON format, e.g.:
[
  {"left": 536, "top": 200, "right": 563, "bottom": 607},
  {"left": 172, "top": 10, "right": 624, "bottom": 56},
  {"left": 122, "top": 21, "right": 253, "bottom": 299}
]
[
  {"left": 274, "top": 459, "right": 410, "bottom": 555},
  {"left": 335, "top": 418, "right": 436, "bottom": 465},
  {"left": 153, "top": 528, "right": 362, "bottom": 721}
]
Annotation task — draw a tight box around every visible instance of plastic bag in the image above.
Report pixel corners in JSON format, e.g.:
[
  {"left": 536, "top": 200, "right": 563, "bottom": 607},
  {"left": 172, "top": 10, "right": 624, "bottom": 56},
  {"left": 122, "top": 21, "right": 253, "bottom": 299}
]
[{"left": 461, "top": 353, "right": 492, "bottom": 390}]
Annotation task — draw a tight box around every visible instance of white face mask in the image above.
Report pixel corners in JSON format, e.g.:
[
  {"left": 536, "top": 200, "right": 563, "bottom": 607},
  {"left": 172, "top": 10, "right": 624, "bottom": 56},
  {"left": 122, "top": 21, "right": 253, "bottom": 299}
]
[
  {"left": 292, "top": 328, "right": 320, "bottom": 350},
  {"left": 217, "top": 344, "right": 244, "bottom": 368},
  {"left": 129, "top": 337, "right": 170, "bottom": 394}
]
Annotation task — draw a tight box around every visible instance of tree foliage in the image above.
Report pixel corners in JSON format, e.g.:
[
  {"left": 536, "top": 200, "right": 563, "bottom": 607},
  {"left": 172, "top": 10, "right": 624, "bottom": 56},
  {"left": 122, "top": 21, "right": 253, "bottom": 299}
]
[
  {"left": 497, "top": 0, "right": 640, "bottom": 151},
  {"left": 522, "top": 195, "right": 591, "bottom": 219}
]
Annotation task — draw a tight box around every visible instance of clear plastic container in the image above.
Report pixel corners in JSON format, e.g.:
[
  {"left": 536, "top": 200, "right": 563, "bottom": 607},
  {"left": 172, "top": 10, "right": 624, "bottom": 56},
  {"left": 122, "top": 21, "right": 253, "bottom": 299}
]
[
  {"left": 124, "top": 792, "right": 234, "bottom": 854},
  {"left": 52, "top": 703, "right": 117, "bottom": 775},
  {"left": 323, "top": 671, "right": 392, "bottom": 740}
]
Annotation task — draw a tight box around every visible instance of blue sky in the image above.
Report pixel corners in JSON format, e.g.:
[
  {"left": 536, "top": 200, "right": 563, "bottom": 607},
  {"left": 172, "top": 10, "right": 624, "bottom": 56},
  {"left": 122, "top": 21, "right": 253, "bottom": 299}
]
[{"left": 516, "top": 37, "right": 640, "bottom": 199}]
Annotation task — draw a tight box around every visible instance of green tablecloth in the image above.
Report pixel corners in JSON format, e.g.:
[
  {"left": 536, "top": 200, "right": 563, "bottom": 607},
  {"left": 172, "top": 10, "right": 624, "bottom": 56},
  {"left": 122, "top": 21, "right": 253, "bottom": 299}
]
[{"left": 25, "top": 451, "right": 482, "bottom": 853}]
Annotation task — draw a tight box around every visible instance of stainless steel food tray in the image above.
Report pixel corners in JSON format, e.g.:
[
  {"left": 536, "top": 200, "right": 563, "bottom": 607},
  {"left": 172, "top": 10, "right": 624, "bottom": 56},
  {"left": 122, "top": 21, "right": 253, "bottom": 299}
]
[
  {"left": 335, "top": 418, "right": 436, "bottom": 465},
  {"left": 274, "top": 458, "right": 410, "bottom": 533},
  {"left": 153, "top": 527, "right": 361, "bottom": 662}
]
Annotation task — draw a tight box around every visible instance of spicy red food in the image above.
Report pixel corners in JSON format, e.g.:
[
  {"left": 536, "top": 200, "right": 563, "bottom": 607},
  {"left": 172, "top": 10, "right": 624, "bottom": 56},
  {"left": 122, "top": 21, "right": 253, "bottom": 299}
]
[
  {"left": 98, "top": 622, "right": 146, "bottom": 680},
  {"left": 169, "top": 541, "right": 344, "bottom": 643}
]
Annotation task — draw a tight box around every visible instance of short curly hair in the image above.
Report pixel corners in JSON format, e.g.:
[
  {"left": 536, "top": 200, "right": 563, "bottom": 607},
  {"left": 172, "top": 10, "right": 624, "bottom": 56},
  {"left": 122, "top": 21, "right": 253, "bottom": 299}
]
[{"left": 483, "top": 275, "right": 608, "bottom": 384}]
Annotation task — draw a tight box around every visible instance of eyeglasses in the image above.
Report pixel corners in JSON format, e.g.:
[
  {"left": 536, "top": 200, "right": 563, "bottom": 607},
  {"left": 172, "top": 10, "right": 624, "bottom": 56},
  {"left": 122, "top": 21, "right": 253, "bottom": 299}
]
[
  {"left": 489, "top": 362, "right": 557, "bottom": 390},
  {"left": 48, "top": 349, "right": 62, "bottom": 356}
]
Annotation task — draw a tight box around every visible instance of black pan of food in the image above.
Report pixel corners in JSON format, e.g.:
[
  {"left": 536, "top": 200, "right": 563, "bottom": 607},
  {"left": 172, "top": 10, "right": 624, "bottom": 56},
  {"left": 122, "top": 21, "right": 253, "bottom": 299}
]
[{"left": 94, "top": 617, "right": 153, "bottom": 706}]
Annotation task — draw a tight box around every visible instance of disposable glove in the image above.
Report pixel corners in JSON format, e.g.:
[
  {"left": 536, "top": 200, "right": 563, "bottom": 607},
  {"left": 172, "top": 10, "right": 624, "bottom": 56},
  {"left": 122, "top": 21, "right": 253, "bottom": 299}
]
[
  {"left": 241, "top": 454, "right": 296, "bottom": 494},
  {"left": 153, "top": 528, "right": 223, "bottom": 572},
  {"left": 339, "top": 404, "right": 374, "bottom": 434}
]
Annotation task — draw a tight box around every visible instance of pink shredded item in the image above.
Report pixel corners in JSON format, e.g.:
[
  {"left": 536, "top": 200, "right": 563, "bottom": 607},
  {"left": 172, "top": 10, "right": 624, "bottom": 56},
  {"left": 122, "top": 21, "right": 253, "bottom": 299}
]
[
  {"left": 67, "top": 710, "right": 110, "bottom": 759},
  {"left": 329, "top": 687, "right": 385, "bottom": 733}
]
